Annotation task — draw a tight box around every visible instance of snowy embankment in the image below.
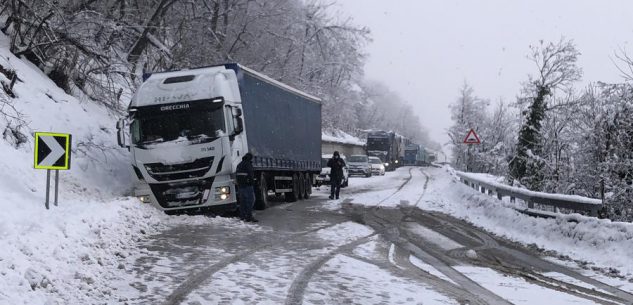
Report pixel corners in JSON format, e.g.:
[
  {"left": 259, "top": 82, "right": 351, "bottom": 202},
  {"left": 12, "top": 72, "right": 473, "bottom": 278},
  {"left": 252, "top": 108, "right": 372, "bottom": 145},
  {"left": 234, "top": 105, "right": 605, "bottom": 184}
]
[
  {"left": 421, "top": 166, "right": 633, "bottom": 278},
  {"left": 0, "top": 35, "right": 170, "bottom": 304}
]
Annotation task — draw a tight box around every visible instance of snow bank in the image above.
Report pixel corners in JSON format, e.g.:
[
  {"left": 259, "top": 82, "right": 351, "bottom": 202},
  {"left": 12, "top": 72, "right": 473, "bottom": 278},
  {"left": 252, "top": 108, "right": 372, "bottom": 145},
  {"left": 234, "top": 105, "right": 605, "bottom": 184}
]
[
  {"left": 422, "top": 166, "right": 633, "bottom": 277},
  {"left": 0, "top": 34, "right": 172, "bottom": 304},
  {"left": 322, "top": 129, "right": 365, "bottom": 146}
]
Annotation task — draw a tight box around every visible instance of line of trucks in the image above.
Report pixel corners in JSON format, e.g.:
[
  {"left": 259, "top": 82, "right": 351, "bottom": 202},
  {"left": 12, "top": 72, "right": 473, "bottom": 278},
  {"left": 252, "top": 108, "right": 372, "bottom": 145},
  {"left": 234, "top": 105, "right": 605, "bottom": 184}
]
[
  {"left": 116, "top": 63, "right": 435, "bottom": 214},
  {"left": 366, "top": 130, "right": 435, "bottom": 170}
]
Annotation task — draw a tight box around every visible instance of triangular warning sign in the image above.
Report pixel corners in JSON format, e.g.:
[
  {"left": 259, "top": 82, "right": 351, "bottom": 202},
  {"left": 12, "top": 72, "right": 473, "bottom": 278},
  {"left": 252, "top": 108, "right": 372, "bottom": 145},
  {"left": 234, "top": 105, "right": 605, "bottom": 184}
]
[{"left": 463, "top": 129, "right": 481, "bottom": 144}]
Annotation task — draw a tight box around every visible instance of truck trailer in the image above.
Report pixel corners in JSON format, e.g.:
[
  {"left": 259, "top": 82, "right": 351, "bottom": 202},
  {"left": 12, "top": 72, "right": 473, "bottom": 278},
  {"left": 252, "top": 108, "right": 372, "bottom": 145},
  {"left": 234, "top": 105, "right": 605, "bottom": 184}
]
[{"left": 117, "top": 63, "right": 322, "bottom": 213}]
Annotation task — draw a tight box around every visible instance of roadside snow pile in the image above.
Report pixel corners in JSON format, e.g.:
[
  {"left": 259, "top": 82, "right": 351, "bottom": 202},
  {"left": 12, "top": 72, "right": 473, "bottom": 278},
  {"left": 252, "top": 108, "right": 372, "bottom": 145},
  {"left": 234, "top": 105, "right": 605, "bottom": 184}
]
[
  {"left": 0, "top": 34, "right": 169, "bottom": 304},
  {"left": 422, "top": 166, "right": 633, "bottom": 277},
  {"left": 322, "top": 129, "right": 365, "bottom": 146}
]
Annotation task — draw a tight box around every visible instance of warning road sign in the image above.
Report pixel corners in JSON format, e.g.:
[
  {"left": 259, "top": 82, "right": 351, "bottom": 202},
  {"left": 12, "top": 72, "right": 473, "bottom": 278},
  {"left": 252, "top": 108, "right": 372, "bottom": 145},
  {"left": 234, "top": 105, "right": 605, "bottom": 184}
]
[
  {"left": 34, "top": 132, "right": 72, "bottom": 170},
  {"left": 463, "top": 129, "right": 481, "bottom": 144}
]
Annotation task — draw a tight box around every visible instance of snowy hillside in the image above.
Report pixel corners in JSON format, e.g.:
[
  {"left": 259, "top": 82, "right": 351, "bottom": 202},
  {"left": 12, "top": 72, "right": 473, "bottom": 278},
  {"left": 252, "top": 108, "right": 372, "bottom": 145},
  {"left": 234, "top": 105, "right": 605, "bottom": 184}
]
[{"left": 0, "top": 35, "right": 170, "bottom": 304}]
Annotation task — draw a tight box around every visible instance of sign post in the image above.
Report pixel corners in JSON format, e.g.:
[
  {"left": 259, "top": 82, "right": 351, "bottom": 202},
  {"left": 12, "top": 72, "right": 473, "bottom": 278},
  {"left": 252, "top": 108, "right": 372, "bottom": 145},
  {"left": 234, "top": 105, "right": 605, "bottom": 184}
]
[
  {"left": 463, "top": 129, "right": 481, "bottom": 172},
  {"left": 34, "top": 132, "right": 72, "bottom": 209}
]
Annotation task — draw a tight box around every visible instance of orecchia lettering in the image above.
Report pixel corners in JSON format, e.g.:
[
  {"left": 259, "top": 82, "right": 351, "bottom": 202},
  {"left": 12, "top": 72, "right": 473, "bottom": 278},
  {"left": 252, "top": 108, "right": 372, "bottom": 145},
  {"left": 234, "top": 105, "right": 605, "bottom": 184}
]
[{"left": 160, "top": 104, "right": 190, "bottom": 111}]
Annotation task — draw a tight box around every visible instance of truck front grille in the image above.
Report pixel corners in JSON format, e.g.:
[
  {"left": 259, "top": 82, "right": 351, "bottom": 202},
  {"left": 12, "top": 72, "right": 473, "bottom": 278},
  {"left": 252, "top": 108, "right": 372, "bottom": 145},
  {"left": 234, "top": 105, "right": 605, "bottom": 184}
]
[
  {"left": 150, "top": 178, "right": 215, "bottom": 208},
  {"left": 144, "top": 157, "right": 214, "bottom": 181}
]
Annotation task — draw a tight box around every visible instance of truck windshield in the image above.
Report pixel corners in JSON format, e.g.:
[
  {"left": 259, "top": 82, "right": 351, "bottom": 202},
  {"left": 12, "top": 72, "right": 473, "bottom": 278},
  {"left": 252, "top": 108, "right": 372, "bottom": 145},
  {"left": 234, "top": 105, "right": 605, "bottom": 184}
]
[
  {"left": 349, "top": 156, "right": 368, "bottom": 163},
  {"left": 367, "top": 137, "right": 390, "bottom": 151},
  {"left": 131, "top": 105, "right": 225, "bottom": 146}
]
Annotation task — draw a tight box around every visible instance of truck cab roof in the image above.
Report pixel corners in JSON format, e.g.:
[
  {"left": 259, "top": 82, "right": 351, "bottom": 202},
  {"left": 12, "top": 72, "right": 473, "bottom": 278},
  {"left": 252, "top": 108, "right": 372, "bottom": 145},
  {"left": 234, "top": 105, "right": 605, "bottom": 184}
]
[{"left": 129, "top": 64, "right": 321, "bottom": 110}]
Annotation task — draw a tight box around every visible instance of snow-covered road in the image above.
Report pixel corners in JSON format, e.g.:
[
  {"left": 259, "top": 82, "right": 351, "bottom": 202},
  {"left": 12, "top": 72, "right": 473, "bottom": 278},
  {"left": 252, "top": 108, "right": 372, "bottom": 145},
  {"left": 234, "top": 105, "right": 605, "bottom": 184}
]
[{"left": 105, "top": 166, "right": 633, "bottom": 305}]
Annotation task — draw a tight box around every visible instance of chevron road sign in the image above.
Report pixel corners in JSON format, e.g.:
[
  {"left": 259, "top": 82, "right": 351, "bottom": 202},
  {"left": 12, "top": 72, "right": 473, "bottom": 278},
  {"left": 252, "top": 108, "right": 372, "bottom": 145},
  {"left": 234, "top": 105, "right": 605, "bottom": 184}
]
[
  {"left": 34, "top": 132, "right": 72, "bottom": 209},
  {"left": 34, "top": 132, "right": 72, "bottom": 170}
]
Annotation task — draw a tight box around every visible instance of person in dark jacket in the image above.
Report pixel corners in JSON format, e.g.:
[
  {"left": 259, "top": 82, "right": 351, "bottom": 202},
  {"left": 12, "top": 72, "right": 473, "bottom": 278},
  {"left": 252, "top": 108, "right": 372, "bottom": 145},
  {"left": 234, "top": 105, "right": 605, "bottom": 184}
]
[
  {"left": 236, "top": 152, "right": 258, "bottom": 222},
  {"left": 327, "top": 151, "right": 346, "bottom": 200}
]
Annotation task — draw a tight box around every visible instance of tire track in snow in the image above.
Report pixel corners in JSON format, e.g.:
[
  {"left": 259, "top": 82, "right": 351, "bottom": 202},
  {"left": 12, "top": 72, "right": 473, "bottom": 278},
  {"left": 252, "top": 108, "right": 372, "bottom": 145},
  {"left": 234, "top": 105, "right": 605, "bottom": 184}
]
[
  {"left": 353, "top": 168, "right": 514, "bottom": 305},
  {"left": 408, "top": 210, "right": 633, "bottom": 305},
  {"left": 284, "top": 168, "right": 424, "bottom": 305},
  {"left": 283, "top": 233, "right": 378, "bottom": 305},
  {"left": 161, "top": 222, "right": 343, "bottom": 305}
]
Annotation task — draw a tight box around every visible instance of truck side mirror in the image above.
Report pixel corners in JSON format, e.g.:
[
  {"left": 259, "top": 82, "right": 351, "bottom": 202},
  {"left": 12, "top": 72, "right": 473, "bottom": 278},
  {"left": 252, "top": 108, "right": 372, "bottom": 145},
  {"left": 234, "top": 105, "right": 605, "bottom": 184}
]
[
  {"left": 235, "top": 117, "right": 244, "bottom": 134},
  {"left": 116, "top": 118, "right": 128, "bottom": 148}
]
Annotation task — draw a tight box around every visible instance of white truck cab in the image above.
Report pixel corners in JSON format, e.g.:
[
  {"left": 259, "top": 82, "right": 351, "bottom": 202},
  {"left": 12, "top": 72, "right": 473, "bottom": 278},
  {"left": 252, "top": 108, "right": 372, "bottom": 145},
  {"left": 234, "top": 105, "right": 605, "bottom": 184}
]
[{"left": 117, "top": 66, "right": 247, "bottom": 213}]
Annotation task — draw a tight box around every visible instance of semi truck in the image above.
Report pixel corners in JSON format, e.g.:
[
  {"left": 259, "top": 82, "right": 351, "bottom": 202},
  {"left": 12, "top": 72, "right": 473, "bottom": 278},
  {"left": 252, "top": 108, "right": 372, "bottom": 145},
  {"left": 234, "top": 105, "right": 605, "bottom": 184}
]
[
  {"left": 404, "top": 144, "right": 427, "bottom": 166},
  {"left": 366, "top": 130, "right": 405, "bottom": 171},
  {"left": 116, "top": 63, "right": 322, "bottom": 213}
]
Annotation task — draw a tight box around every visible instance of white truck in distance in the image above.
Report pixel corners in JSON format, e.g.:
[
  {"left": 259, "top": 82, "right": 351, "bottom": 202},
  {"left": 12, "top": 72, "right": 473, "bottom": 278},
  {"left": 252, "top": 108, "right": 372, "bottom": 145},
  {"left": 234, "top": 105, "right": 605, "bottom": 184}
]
[{"left": 117, "top": 64, "right": 322, "bottom": 213}]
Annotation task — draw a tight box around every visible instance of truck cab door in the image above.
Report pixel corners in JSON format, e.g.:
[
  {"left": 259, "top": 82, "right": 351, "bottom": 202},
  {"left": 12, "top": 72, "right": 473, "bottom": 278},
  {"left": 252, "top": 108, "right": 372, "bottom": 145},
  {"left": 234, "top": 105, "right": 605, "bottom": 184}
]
[{"left": 227, "top": 106, "right": 247, "bottom": 166}]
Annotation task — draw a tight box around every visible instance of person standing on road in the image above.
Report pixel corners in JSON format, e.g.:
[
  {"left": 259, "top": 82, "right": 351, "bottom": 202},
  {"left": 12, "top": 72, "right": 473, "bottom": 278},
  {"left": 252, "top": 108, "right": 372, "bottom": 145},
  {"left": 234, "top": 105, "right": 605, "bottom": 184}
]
[
  {"left": 327, "top": 151, "right": 346, "bottom": 200},
  {"left": 236, "top": 152, "right": 258, "bottom": 222}
]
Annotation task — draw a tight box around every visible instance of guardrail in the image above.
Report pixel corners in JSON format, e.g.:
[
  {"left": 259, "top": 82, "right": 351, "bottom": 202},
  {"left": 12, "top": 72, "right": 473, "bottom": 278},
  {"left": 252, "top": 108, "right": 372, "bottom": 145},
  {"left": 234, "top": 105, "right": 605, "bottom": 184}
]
[{"left": 456, "top": 171, "right": 603, "bottom": 217}]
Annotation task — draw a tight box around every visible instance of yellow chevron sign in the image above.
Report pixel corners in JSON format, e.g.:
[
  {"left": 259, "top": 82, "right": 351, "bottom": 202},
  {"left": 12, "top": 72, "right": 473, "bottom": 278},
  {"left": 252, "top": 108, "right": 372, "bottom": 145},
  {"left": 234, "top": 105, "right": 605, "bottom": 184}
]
[{"left": 34, "top": 132, "right": 72, "bottom": 170}]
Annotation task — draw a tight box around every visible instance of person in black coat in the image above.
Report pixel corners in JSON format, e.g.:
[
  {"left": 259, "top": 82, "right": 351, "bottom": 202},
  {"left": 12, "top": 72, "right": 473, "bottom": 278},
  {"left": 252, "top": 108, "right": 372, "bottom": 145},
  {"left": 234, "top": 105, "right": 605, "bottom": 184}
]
[
  {"left": 236, "top": 152, "right": 258, "bottom": 222},
  {"left": 327, "top": 151, "right": 346, "bottom": 199}
]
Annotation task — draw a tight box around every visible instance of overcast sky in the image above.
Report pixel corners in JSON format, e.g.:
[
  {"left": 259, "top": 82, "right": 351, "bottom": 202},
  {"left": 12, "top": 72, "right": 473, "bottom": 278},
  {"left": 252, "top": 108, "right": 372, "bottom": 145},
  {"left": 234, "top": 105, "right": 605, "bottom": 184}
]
[{"left": 335, "top": 0, "right": 632, "bottom": 157}]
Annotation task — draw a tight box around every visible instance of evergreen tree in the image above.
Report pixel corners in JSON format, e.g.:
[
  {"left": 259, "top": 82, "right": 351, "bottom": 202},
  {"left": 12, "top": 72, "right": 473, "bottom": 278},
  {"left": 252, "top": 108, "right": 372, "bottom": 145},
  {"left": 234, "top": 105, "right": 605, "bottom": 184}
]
[{"left": 509, "top": 38, "right": 581, "bottom": 190}]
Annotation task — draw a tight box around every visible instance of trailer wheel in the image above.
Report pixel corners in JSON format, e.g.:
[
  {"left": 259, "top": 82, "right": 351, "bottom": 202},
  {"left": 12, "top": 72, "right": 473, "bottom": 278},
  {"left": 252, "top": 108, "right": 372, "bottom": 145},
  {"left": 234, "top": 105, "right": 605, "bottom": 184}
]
[
  {"left": 255, "top": 173, "right": 269, "bottom": 210},
  {"left": 303, "top": 173, "right": 312, "bottom": 199},
  {"left": 285, "top": 174, "right": 299, "bottom": 202}
]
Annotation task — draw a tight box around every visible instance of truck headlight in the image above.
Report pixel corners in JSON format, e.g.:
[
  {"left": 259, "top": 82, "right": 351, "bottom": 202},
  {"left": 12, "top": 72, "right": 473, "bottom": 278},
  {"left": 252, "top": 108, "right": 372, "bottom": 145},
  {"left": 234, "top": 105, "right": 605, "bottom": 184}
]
[
  {"left": 384, "top": 163, "right": 389, "bottom": 167},
  {"left": 214, "top": 186, "right": 231, "bottom": 201},
  {"left": 137, "top": 195, "right": 151, "bottom": 203},
  {"left": 215, "top": 186, "right": 231, "bottom": 194},
  {"left": 395, "top": 160, "right": 399, "bottom": 164}
]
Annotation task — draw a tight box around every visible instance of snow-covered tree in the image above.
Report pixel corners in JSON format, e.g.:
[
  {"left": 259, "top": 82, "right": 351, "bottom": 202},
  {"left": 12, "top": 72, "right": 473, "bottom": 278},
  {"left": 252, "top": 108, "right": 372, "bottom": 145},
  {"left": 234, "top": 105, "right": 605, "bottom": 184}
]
[
  {"left": 447, "top": 82, "right": 488, "bottom": 171},
  {"left": 509, "top": 38, "right": 582, "bottom": 190}
]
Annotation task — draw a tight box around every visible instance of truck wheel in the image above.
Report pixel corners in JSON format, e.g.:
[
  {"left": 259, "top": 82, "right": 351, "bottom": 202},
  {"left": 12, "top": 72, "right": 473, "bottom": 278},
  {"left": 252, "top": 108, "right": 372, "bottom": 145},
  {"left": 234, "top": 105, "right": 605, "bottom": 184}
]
[
  {"left": 303, "top": 173, "right": 312, "bottom": 199},
  {"left": 285, "top": 174, "right": 298, "bottom": 202},
  {"left": 297, "top": 173, "right": 305, "bottom": 200},
  {"left": 255, "top": 173, "right": 269, "bottom": 210}
]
